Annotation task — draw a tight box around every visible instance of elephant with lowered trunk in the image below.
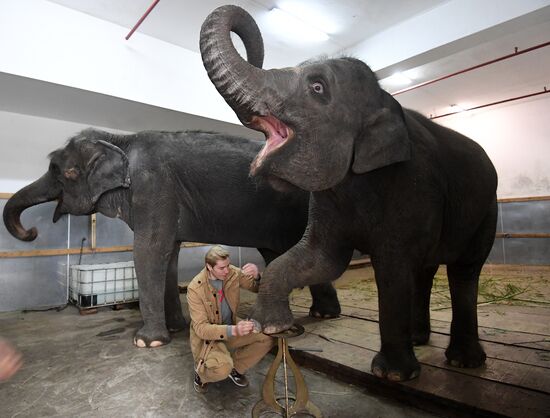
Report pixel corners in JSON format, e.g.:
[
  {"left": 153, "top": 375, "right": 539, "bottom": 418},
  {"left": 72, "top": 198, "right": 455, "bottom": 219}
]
[
  {"left": 3, "top": 128, "right": 341, "bottom": 347},
  {"left": 200, "top": 5, "right": 498, "bottom": 381}
]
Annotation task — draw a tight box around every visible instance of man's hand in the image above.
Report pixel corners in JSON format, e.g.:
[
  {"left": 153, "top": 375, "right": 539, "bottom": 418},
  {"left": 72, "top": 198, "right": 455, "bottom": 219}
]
[
  {"left": 242, "top": 263, "right": 259, "bottom": 279},
  {"left": 233, "top": 320, "right": 255, "bottom": 337},
  {"left": 0, "top": 339, "right": 22, "bottom": 382}
]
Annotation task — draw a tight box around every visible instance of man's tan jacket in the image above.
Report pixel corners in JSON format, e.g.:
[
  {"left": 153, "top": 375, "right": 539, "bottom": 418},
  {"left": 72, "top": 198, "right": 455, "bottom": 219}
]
[{"left": 187, "top": 265, "right": 259, "bottom": 371}]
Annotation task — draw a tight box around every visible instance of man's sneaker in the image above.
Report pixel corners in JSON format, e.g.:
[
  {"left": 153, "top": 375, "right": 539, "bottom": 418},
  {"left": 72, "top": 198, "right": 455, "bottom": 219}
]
[
  {"left": 228, "top": 368, "right": 249, "bottom": 387},
  {"left": 193, "top": 372, "right": 208, "bottom": 393}
]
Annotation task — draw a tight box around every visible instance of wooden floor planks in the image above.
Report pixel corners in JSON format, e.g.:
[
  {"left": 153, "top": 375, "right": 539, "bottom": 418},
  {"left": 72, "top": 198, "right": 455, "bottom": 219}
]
[{"left": 239, "top": 264, "right": 550, "bottom": 417}]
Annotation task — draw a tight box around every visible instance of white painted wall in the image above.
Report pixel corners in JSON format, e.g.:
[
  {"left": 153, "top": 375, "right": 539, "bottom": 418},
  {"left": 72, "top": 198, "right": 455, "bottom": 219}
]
[
  {"left": 0, "top": 0, "right": 238, "bottom": 125},
  {"left": 435, "top": 97, "right": 550, "bottom": 198},
  {"left": 0, "top": 111, "right": 129, "bottom": 193}
]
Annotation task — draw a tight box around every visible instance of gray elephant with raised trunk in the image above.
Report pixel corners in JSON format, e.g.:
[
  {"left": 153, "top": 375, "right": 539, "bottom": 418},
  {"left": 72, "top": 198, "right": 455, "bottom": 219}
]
[
  {"left": 3, "top": 128, "right": 341, "bottom": 347},
  {"left": 200, "top": 5, "right": 498, "bottom": 381}
]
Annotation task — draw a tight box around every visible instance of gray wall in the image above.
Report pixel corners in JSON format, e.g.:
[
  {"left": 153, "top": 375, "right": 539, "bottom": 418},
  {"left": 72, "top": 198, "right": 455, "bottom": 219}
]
[{"left": 486, "top": 200, "right": 550, "bottom": 265}]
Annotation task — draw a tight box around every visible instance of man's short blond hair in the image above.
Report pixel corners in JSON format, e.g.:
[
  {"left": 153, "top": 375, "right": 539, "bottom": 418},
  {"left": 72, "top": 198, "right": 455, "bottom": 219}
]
[{"left": 205, "top": 245, "right": 230, "bottom": 267}]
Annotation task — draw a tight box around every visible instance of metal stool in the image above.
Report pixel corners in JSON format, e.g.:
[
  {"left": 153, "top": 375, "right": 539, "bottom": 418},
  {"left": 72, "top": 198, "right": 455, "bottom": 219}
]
[{"left": 252, "top": 324, "right": 322, "bottom": 418}]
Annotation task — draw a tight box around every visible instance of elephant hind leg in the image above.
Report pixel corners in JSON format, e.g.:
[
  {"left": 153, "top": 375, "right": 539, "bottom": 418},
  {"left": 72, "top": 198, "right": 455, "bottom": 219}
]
[
  {"left": 445, "top": 203, "right": 496, "bottom": 367},
  {"left": 308, "top": 282, "right": 341, "bottom": 319},
  {"left": 257, "top": 247, "right": 279, "bottom": 266},
  {"left": 445, "top": 261, "right": 486, "bottom": 367},
  {"left": 164, "top": 241, "right": 187, "bottom": 332},
  {"left": 257, "top": 248, "right": 341, "bottom": 319},
  {"left": 411, "top": 264, "right": 438, "bottom": 345}
]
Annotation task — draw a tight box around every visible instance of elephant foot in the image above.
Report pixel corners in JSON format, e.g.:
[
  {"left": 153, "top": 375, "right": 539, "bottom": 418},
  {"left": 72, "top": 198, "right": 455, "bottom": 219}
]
[
  {"left": 252, "top": 300, "right": 294, "bottom": 335},
  {"left": 411, "top": 313, "right": 431, "bottom": 346},
  {"left": 445, "top": 339, "right": 486, "bottom": 368},
  {"left": 412, "top": 327, "right": 431, "bottom": 346},
  {"left": 412, "top": 333, "right": 430, "bottom": 346},
  {"left": 371, "top": 350, "right": 420, "bottom": 382},
  {"left": 166, "top": 313, "right": 188, "bottom": 333},
  {"left": 309, "top": 307, "right": 340, "bottom": 319},
  {"left": 309, "top": 283, "right": 341, "bottom": 319},
  {"left": 134, "top": 323, "right": 171, "bottom": 348}
]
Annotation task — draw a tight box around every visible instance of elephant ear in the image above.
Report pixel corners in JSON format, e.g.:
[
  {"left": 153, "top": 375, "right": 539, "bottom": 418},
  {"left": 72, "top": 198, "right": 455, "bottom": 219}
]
[
  {"left": 352, "top": 92, "right": 412, "bottom": 174},
  {"left": 86, "top": 140, "right": 131, "bottom": 203}
]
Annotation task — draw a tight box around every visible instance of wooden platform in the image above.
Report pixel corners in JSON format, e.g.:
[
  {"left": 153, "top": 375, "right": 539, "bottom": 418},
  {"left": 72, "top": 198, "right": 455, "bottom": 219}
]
[{"left": 240, "top": 264, "right": 550, "bottom": 418}]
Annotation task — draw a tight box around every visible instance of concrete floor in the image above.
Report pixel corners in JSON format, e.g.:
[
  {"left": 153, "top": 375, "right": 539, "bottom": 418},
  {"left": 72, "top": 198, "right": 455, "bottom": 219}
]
[{"left": 0, "top": 295, "right": 439, "bottom": 418}]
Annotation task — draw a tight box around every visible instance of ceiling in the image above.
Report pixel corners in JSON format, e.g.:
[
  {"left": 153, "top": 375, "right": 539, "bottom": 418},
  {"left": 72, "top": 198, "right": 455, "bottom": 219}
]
[
  {"left": 47, "top": 0, "right": 447, "bottom": 68},
  {"left": 46, "top": 0, "right": 550, "bottom": 119}
]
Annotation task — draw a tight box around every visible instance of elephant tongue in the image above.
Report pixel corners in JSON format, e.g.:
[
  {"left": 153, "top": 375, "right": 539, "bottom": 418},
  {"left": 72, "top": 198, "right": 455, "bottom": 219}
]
[{"left": 250, "top": 115, "right": 292, "bottom": 171}]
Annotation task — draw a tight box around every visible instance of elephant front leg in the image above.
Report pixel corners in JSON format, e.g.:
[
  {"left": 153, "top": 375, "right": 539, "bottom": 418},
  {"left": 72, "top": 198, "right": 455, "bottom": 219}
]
[
  {"left": 252, "top": 240, "right": 352, "bottom": 334},
  {"left": 133, "top": 239, "right": 173, "bottom": 348},
  {"left": 257, "top": 248, "right": 341, "bottom": 320},
  {"left": 372, "top": 260, "right": 420, "bottom": 381}
]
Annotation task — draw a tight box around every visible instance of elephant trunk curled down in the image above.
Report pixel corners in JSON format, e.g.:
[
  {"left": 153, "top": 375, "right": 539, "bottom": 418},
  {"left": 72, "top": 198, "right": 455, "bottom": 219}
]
[
  {"left": 200, "top": 5, "right": 498, "bottom": 381},
  {"left": 3, "top": 129, "right": 341, "bottom": 348},
  {"left": 4, "top": 173, "right": 61, "bottom": 241}
]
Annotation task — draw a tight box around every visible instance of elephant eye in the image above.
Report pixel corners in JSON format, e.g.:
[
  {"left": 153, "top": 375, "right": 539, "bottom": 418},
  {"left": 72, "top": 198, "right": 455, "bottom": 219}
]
[
  {"left": 310, "top": 82, "right": 324, "bottom": 94},
  {"left": 64, "top": 167, "right": 80, "bottom": 180}
]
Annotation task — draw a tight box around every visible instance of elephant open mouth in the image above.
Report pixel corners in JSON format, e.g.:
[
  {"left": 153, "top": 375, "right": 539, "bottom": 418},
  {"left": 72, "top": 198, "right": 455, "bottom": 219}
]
[{"left": 249, "top": 114, "right": 293, "bottom": 174}]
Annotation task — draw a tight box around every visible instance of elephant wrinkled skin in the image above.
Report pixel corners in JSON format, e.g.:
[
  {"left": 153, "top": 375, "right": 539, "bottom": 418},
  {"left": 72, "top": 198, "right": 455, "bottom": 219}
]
[
  {"left": 200, "top": 5, "right": 498, "bottom": 381},
  {"left": 3, "top": 129, "right": 341, "bottom": 348}
]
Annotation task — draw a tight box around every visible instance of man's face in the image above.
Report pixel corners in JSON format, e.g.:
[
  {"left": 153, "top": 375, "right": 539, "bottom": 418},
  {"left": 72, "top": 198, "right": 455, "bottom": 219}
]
[{"left": 207, "top": 258, "right": 231, "bottom": 280}]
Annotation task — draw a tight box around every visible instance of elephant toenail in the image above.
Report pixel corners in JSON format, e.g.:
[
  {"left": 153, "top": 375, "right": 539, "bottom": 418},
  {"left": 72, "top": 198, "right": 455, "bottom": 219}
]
[
  {"left": 264, "top": 326, "right": 278, "bottom": 334},
  {"left": 135, "top": 339, "right": 146, "bottom": 348},
  {"left": 387, "top": 371, "right": 402, "bottom": 381},
  {"left": 372, "top": 367, "right": 384, "bottom": 378},
  {"left": 150, "top": 341, "right": 163, "bottom": 348}
]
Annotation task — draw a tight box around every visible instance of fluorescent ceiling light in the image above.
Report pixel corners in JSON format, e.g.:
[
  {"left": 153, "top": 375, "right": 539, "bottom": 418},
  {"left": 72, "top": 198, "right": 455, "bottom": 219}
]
[
  {"left": 268, "top": 7, "right": 330, "bottom": 42},
  {"left": 277, "top": 1, "right": 338, "bottom": 34},
  {"left": 382, "top": 72, "right": 413, "bottom": 86}
]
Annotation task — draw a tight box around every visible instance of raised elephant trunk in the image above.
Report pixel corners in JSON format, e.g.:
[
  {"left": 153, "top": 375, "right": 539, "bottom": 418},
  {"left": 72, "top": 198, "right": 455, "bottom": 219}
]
[
  {"left": 200, "top": 5, "right": 271, "bottom": 123},
  {"left": 3, "top": 173, "right": 61, "bottom": 241}
]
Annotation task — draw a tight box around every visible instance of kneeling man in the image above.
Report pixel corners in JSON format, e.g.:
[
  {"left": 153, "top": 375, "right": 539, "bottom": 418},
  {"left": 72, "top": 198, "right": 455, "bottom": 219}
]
[{"left": 187, "top": 245, "right": 274, "bottom": 393}]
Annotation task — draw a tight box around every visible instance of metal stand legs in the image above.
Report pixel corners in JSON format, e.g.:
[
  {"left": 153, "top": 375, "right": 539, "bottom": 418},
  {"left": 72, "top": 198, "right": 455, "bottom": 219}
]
[{"left": 252, "top": 324, "right": 322, "bottom": 418}]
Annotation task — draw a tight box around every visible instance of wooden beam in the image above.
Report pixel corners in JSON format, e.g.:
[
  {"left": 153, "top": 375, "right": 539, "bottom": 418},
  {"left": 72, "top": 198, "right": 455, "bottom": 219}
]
[
  {"left": 0, "top": 242, "right": 209, "bottom": 259},
  {"left": 348, "top": 256, "right": 371, "bottom": 267},
  {"left": 497, "top": 195, "right": 550, "bottom": 203},
  {"left": 0, "top": 246, "right": 133, "bottom": 259},
  {"left": 496, "top": 233, "right": 550, "bottom": 239},
  {"left": 90, "top": 214, "right": 97, "bottom": 249}
]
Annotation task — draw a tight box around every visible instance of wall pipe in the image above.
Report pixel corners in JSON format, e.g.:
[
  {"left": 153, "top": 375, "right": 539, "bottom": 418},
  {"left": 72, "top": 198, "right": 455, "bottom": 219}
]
[
  {"left": 125, "top": 0, "right": 161, "bottom": 40},
  {"left": 430, "top": 87, "right": 549, "bottom": 119},
  {"left": 391, "top": 41, "right": 550, "bottom": 96}
]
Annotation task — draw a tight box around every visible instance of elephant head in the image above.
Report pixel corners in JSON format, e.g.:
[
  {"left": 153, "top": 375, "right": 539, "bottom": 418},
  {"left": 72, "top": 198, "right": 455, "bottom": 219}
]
[
  {"left": 3, "top": 129, "right": 130, "bottom": 241},
  {"left": 200, "top": 5, "right": 412, "bottom": 191}
]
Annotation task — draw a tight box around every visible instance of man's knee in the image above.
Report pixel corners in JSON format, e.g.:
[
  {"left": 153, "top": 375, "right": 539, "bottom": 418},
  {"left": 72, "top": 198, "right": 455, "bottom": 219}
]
[{"left": 201, "top": 356, "right": 233, "bottom": 383}]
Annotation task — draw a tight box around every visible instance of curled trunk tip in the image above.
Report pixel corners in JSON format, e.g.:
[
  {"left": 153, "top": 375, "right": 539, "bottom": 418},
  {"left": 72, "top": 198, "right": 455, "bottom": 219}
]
[
  {"left": 200, "top": 5, "right": 266, "bottom": 121},
  {"left": 3, "top": 173, "right": 60, "bottom": 242}
]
